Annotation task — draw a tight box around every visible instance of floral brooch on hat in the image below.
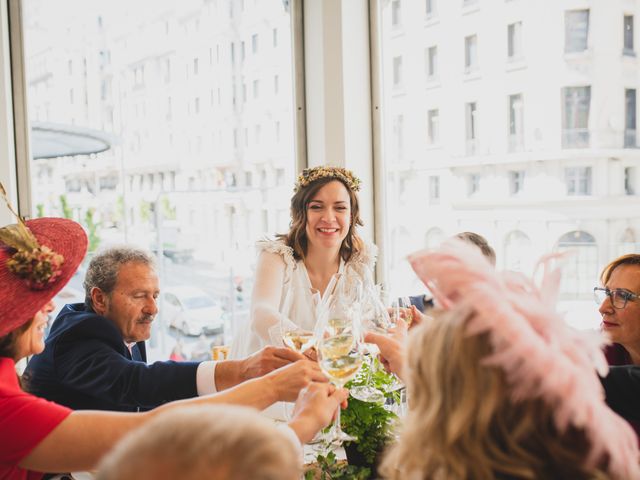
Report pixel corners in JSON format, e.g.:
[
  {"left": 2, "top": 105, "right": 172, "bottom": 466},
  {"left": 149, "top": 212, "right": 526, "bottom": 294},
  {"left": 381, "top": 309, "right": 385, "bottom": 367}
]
[
  {"left": 294, "top": 166, "right": 361, "bottom": 193},
  {"left": 0, "top": 183, "right": 64, "bottom": 290}
]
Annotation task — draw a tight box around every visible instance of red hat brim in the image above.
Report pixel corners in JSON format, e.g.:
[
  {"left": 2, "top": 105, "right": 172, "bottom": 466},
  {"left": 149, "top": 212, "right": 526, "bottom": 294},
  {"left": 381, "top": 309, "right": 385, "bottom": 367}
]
[{"left": 0, "top": 217, "right": 88, "bottom": 337}]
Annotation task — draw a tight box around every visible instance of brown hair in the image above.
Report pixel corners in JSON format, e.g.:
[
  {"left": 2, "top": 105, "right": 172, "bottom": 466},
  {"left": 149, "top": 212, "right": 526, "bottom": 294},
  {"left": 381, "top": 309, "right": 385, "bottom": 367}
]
[
  {"left": 380, "top": 307, "right": 608, "bottom": 480},
  {"left": 455, "top": 231, "right": 496, "bottom": 266},
  {"left": 278, "top": 177, "right": 364, "bottom": 261},
  {"left": 600, "top": 254, "right": 640, "bottom": 284},
  {"left": 0, "top": 317, "right": 33, "bottom": 360}
]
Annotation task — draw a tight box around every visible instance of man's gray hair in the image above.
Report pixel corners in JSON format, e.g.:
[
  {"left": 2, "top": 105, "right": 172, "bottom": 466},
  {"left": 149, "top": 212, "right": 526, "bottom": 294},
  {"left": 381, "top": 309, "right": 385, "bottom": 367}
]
[{"left": 84, "top": 247, "right": 156, "bottom": 308}]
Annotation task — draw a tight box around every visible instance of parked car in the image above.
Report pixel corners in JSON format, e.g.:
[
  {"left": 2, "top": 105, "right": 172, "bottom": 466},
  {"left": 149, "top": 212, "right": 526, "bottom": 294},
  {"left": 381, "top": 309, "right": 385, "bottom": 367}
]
[{"left": 162, "top": 286, "right": 224, "bottom": 337}]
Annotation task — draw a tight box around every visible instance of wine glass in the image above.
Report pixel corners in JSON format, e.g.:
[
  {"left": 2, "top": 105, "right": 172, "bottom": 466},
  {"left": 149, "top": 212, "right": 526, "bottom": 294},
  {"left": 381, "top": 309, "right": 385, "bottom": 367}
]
[
  {"left": 350, "top": 284, "right": 388, "bottom": 404},
  {"left": 316, "top": 288, "right": 365, "bottom": 445},
  {"left": 391, "top": 296, "right": 413, "bottom": 326},
  {"left": 281, "top": 323, "right": 316, "bottom": 354}
]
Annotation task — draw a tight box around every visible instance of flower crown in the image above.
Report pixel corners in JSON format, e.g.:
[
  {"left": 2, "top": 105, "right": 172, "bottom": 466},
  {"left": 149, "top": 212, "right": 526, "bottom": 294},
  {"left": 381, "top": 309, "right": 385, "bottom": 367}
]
[
  {"left": 0, "top": 182, "right": 64, "bottom": 290},
  {"left": 294, "top": 166, "right": 361, "bottom": 193},
  {"left": 408, "top": 240, "right": 640, "bottom": 479}
]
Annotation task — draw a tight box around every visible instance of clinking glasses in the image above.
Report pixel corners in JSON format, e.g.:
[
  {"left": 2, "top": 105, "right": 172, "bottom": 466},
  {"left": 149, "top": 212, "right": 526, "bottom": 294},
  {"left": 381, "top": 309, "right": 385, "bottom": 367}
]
[{"left": 593, "top": 287, "right": 640, "bottom": 309}]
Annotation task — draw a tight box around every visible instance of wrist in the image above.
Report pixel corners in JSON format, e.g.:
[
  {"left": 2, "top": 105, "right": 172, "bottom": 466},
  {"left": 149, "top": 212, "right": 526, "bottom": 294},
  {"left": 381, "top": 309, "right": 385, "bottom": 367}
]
[
  {"left": 287, "top": 414, "right": 316, "bottom": 444},
  {"left": 214, "top": 359, "right": 245, "bottom": 391}
]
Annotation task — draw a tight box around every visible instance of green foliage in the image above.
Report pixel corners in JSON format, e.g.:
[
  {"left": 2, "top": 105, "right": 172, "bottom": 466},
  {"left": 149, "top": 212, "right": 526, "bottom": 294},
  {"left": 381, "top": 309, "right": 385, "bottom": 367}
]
[
  {"left": 341, "top": 359, "right": 400, "bottom": 465},
  {"left": 59, "top": 195, "right": 72, "bottom": 219},
  {"left": 311, "top": 359, "right": 401, "bottom": 480},
  {"left": 304, "top": 452, "right": 370, "bottom": 480},
  {"left": 84, "top": 208, "right": 101, "bottom": 252},
  {"left": 160, "top": 196, "right": 176, "bottom": 220},
  {"left": 139, "top": 200, "right": 151, "bottom": 223},
  {"left": 35, "top": 204, "right": 44, "bottom": 218}
]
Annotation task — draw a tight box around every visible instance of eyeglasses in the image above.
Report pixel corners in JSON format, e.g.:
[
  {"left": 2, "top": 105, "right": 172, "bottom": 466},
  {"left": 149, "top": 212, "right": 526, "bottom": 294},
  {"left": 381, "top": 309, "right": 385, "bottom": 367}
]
[{"left": 593, "top": 287, "right": 640, "bottom": 309}]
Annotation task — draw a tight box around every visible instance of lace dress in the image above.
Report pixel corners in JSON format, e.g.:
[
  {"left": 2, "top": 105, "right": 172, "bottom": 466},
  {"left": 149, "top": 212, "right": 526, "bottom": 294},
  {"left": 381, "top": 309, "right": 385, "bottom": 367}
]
[{"left": 230, "top": 238, "right": 376, "bottom": 359}]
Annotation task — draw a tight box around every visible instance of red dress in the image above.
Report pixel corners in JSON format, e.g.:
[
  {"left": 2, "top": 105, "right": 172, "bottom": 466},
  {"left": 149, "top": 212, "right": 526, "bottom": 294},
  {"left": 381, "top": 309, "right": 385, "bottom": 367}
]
[{"left": 0, "top": 357, "right": 71, "bottom": 480}]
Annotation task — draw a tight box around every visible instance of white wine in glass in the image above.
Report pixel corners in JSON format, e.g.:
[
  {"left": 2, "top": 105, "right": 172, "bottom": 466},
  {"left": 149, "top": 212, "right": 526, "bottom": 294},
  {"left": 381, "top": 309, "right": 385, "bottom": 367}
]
[{"left": 282, "top": 331, "right": 316, "bottom": 353}]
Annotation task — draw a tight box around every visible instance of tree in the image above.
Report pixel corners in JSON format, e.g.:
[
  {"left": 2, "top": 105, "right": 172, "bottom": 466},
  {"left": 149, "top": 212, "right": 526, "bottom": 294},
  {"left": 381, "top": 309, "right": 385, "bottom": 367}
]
[
  {"left": 84, "top": 208, "right": 101, "bottom": 252},
  {"left": 59, "top": 195, "right": 73, "bottom": 219}
]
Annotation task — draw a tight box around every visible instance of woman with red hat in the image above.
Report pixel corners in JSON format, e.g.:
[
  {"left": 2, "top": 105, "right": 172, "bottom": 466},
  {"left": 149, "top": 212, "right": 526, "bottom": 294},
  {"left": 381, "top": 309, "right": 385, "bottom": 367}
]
[{"left": 0, "top": 208, "right": 347, "bottom": 479}]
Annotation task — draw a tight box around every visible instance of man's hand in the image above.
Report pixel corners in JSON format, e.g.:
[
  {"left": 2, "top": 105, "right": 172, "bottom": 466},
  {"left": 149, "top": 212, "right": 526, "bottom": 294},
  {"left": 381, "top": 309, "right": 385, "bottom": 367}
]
[
  {"left": 364, "top": 319, "right": 408, "bottom": 381},
  {"left": 288, "top": 383, "right": 349, "bottom": 444},
  {"left": 240, "top": 345, "right": 305, "bottom": 382},
  {"left": 266, "top": 359, "right": 328, "bottom": 402}
]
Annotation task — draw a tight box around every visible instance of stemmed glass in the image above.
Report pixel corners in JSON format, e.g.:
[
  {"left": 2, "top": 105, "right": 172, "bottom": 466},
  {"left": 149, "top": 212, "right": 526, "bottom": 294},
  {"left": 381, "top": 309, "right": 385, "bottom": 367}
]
[
  {"left": 315, "top": 275, "right": 365, "bottom": 445},
  {"left": 349, "top": 284, "right": 388, "bottom": 404}
]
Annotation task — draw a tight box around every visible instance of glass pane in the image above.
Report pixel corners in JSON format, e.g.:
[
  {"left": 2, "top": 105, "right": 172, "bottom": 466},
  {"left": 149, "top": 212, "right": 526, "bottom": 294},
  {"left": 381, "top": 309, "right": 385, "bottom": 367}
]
[
  {"left": 377, "top": 1, "right": 640, "bottom": 331},
  {"left": 23, "top": 0, "right": 297, "bottom": 360}
]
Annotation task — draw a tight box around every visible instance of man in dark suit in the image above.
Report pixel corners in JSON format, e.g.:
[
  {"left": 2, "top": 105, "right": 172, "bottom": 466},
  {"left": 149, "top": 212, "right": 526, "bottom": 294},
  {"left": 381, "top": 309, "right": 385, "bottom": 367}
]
[{"left": 24, "top": 247, "right": 322, "bottom": 411}]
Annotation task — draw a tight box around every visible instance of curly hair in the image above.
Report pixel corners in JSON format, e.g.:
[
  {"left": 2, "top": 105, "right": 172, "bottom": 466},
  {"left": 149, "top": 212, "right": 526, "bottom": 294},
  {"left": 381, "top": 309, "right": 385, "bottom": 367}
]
[
  {"left": 380, "top": 307, "right": 609, "bottom": 480},
  {"left": 278, "top": 176, "right": 364, "bottom": 262}
]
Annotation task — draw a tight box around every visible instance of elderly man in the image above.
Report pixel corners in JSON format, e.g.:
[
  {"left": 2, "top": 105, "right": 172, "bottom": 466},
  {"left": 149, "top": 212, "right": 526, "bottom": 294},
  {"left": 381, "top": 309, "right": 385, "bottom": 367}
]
[{"left": 25, "top": 247, "right": 325, "bottom": 411}]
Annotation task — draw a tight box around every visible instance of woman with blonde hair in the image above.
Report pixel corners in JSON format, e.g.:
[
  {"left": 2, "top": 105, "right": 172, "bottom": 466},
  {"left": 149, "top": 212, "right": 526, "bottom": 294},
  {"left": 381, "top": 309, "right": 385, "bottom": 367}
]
[
  {"left": 231, "top": 165, "right": 375, "bottom": 358},
  {"left": 368, "top": 241, "right": 640, "bottom": 480}
]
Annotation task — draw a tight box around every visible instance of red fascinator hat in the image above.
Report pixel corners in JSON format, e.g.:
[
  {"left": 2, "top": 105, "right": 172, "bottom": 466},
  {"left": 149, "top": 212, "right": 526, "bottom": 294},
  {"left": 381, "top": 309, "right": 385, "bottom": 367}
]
[{"left": 0, "top": 191, "right": 87, "bottom": 337}]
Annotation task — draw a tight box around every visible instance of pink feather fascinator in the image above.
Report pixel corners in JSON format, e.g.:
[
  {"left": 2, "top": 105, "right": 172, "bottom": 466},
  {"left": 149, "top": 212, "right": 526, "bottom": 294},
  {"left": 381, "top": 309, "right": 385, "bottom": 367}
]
[{"left": 408, "top": 240, "right": 640, "bottom": 479}]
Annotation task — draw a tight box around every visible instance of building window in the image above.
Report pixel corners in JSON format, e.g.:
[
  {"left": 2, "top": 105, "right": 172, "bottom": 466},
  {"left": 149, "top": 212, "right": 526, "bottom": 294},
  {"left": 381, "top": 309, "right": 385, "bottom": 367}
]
[
  {"left": 565, "top": 166, "right": 592, "bottom": 195},
  {"left": 193, "top": 57, "right": 199, "bottom": 75},
  {"left": 508, "top": 170, "right": 524, "bottom": 195},
  {"left": 426, "top": 45, "right": 438, "bottom": 79},
  {"left": 624, "top": 15, "right": 635, "bottom": 55},
  {"left": 428, "top": 176, "right": 440, "bottom": 204},
  {"left": 565, "top": 10, "right": 589, "bottom": 53},
  {"left": 252, "top": 33, "right": 258, "bottom": 54},
  {"left": 556, "top": 230, "right": 597, "bottom": 299},
  {"left": 467, "top": 173, "right": 480, "bottom": 196},
  {"left": 253, "top": 79, "right": 259, "bottom": 99},
  {"left": 426, "top": 0, "right": 436, "bottom": 18},
  {"left": 465, "top": 101, "right": 478, "bottom": 155},
  {"left": 393, "top": 114, "right": 404, "bottom": 160},
  {"left": 562, "top": 86, "right": 591, "bottom": 148},
  {"left": 507, "top": 21, "right": 523, "bottom": 60},
  {"left": 274, "top": 75, "right": 279, "bottom": 95},
  {"left": 464, "top": 34, "right": 478, "bottom": 72},
  {"left": 393, "top": 56, "right": 403, "bottom": 87},
  {"left": 273, "top": 28, "right": 278, "bottom": 47},
  {"left": 508, "top": 93, "right": 524, "bottom": 152},
  {"left": 241, "top": 41, "right": 246, "bottom": 61},
  {"left": 625, "top": 88, "right": 637, "bottom": 148},
  {"left": 392, "top": 0, "right": 401, "bottom": 27},
  {"left": 427, "top": 109, "right": 439, "bottom": 144},
  {"left": 625, "top": 167, "right": 636, "bottom": 195}
]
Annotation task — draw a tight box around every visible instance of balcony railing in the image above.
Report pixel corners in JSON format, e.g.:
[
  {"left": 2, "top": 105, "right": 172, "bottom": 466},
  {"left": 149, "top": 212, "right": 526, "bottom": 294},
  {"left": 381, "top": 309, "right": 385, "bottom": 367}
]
[{"left": 562, "top": 128, "right": 590, "bottom": 149}]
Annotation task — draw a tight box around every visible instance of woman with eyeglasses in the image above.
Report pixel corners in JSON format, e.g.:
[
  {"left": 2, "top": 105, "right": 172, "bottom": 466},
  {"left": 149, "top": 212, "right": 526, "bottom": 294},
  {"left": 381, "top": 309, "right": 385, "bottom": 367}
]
[{"left": 594, "top": 254, "right": 640, "bottom": 441}]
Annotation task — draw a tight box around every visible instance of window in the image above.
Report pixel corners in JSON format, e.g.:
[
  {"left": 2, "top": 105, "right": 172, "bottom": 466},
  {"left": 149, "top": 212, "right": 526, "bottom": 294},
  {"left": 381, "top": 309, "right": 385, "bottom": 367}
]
[
  {"left": 565, "top": 10, "right": 589, "bottom": 53},
  {"left": 507, "top": 21, "right": 523, "bottom": 60},
  {"left": 624, "top": 15, "right": 635, "bottom": 55},
  {"left": 565, "top": 167, "right": 592, "bottom": 195},
  {"left": 625, "top": 167, "right": 636, "bottom": 195},
  {"left": 556, "top": 231, "right": 597, "bottom": 299},
  {"left": 464, "top": 34, "right": 478, "bottom": 72},
  {"left": 392, "top": 0, "right": 401, "bottom": 27},
  {"left": 562, "top": 86, "right": 591, "bottom": 148},
  {"left": 274, "top": 75, "right": 279, "bottom": 94},
  {"left": 428, "top": 176, "right": 440, "bottom": 204},
  {"left": 426, "top": 0, "right": 436, "bottom": 18},
  {"left": 426, "top": 46, "right": 438, "bottom": 79},
  {"left": 467, "top": 173, "right": 480, "bottom": 196},
  {"left": 22, "top": 0, "right": 296, "bottom": 360},
  {"left": 393, "top": 56, "right": 403, "bottom": 87},
  {"left": 427, "top": 109, "right": 439, "bottom": 144},
  {"left": 508, "top": 170, "right": 524, "bottom": 195},
  {"left": 508, "top": 93, "right": 524, "bottom": 152},
  {"left": 625, "top": 88, "right": 637, "bottom": 148},
  {"left": 465, "top": 101, "right": 478, "bottom": 155},
  {"left": 273, "top": 28, "right": 278, "bottom": 47}
]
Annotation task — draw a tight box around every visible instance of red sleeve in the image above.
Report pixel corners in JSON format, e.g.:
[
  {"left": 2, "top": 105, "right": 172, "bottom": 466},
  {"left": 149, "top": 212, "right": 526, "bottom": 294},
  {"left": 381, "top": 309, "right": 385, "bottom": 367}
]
[{"left": 0, "top": 387, "right": 72, "bottom": 465}]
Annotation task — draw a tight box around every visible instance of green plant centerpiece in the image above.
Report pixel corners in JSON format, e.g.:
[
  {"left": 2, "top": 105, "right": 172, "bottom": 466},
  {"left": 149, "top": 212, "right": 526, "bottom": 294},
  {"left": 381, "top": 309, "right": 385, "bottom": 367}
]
[{"left": 306, "top": 358, "right": 401, "bottom": 480}]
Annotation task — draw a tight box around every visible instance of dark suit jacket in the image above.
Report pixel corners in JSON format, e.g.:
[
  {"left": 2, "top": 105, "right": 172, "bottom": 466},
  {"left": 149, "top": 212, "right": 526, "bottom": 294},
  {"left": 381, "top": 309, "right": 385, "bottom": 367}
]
[{"left": 24, "top": 303, "right": 200, "bottom": 411}]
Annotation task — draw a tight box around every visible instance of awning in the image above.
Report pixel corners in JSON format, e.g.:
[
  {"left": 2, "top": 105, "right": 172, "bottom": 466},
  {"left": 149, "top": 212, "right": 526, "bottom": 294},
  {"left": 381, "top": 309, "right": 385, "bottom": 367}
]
[{"left": 31, "top": 121, "right": 117, "bottom": 160}]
